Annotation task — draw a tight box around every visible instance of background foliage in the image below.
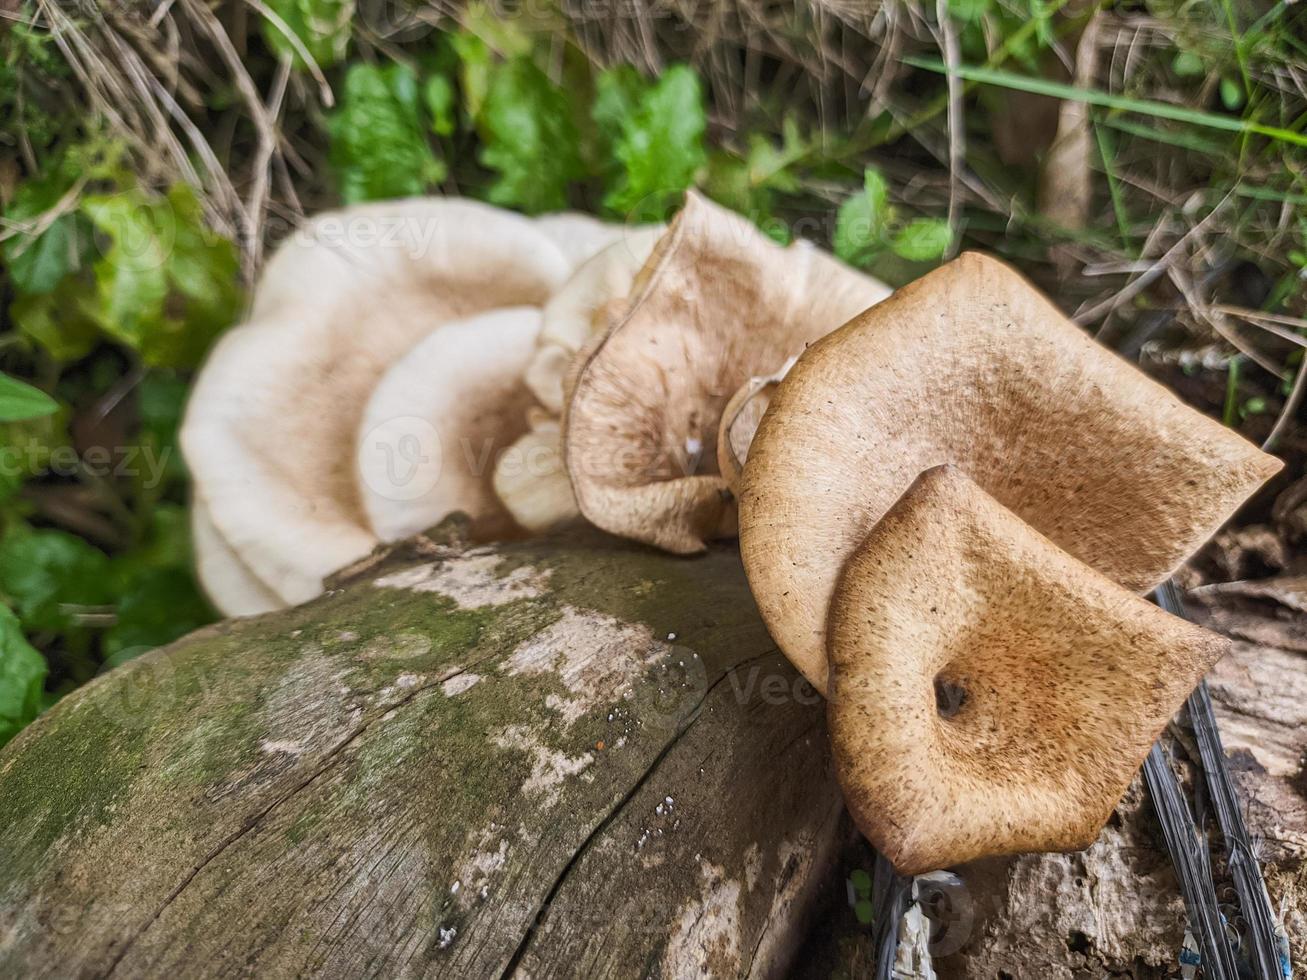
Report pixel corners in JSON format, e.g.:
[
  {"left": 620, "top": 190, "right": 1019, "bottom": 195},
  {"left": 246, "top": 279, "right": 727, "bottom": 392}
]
[{"left": 0, "top": 0, "right": 1304, "bottom": 746}]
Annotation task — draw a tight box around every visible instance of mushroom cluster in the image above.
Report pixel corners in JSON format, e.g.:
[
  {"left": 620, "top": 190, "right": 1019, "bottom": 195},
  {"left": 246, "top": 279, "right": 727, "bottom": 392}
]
[
  {"left": 182, "top": 198, "right": 645, "bottom": 616},
  {"left": 185, "top": 196, "right": 1278, "bottom": 875},
  {"left": 183, "top": 192, "right": 887, "bottom": 616},
  {"left": 739, "top": 253, "right": 1282, "bottom": 872}
]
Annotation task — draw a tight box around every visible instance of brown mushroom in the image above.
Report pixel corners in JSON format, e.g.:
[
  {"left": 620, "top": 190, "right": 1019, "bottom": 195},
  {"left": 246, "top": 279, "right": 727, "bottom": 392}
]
[
  {"left": 739, "top": 251, "right": 1282, "bottom": 693},
  {"left": 564, "top": 192, "right": 891, "bottom": 553},
  {"left": 827, "top": 465, "right": 1229, "bottom": 874},
  {"left": 715, "top": 356, "right": 798, "bottom": 493}
]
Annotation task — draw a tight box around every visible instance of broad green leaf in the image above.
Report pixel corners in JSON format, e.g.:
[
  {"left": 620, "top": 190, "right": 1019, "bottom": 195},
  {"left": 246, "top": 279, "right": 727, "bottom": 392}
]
[
  {"left": 476, "top": 58, "right": 583, "bottom": 213},
  {"left": 1219, "top": 77, "right": 1245, "bottom": 111},
  {"left": 891, "top": 217, "right": 953, "bottom": 262},
  {"left": 0, "top": 604, "right": 46, "bottom": 748},
  {"left": 262, "top": 0, "right": 352, "bottom": 70},
  {"left": 329, "top": 63, "right": 447, "bottom": 204},
  {"left": 137, "top": 373, "right": 191, "bottom": 485},
  {"left": 601, "top": 65, "right": 707, "bottom": 222},
  {"left": 947, "top": 0, "right": 991, "bottom": 20},
  {"left": 0, "top": 527, "right": 112, "bottom": 633},
  {"left": 0, "top": 374, "right": 57, "bottom": 422},
  {"left": 834, "top": 168, "right": 892, "bottom": 267},
  {"left": 81, "top": 184, "right": 243, "bottom": 368}
]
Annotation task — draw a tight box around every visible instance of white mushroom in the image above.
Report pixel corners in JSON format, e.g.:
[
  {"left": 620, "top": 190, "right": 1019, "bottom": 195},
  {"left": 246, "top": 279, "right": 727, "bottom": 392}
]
[
  {"left": 493, "top": 224, "right": 665, "bottom": 531},
  {"left": 183, "top": 198, "right": 580, "bottom": 612},
  {"left": 357, "top": 306, "right": 542, "bottom": 543}
]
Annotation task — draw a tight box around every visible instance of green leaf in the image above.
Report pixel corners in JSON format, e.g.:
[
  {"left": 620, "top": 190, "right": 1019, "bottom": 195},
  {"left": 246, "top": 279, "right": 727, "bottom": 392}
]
[
  {"left": 1172, "top": 49, "right": 1206, "bottom": 78},
  {"left": 0, "top": 604, "right": 46, "bottom": 748},
  {"left": 425, "top": 73, "right": 457, "bottom": 136},
  {"left": 705, "top": 118, "right": 808, "bottom": 222},
  {"left": 137, "top": 373, "right": 191, "bottom": 485},
  {"left": 475, "top": 58, "right": 583, "bottom": 213},
  {"left": 854, "top": 898, "right": 875, "bottom": 925},
  {"left": 329, "top": 63, "right": 447, "bottom": 204},
  {"left": 600, "top": 65, "right": 707, "bottom": 222},
  {"left": 81, "top": 184, "right": 243, "bottom": 368},
  {"left": 0, "top": 374, "right": 58, "bottom": 422},
  {"left": 10, "top": 283, "right": 102, "bottom": 361},
  {"left": 0, "top": 527, "right": 112, "bottom": 633},
  {"left": 891, "top": 217, "right": 953, "bottom": 262},
  {"left": 834, "top": 169, "right": 891, "bottom": 267},
  {"left": 947, "top": 0, "right": 991, "bottom": 21},
  {"left": 261, "top": 0, "right": 352, "bottom": 70},
  {"left": 2, "top": 164, "right": 94, "bottom": 296},
  {"left": 849, "top": 869, "right": 872, "bottom": 894},
  {"left": 1219, "top": 76, "right": 1245, "bottom": 111},
  {"left": 104, "top": 567, "right": 214, "bottom": 658}
]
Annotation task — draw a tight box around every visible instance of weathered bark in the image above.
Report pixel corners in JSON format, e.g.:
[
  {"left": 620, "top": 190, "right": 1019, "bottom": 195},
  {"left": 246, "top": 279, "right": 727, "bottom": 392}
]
[
  {"left": 0, "top": 529, "right": 842, "bottom": 978},
  {"left": 1, "top": 527, "right": 1304, "bottom": 978}
]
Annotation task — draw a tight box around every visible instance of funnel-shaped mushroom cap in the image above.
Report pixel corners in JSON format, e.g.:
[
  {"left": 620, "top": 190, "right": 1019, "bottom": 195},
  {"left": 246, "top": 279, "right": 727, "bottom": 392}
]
[
  {"left": 828, "top": 465, "right": 1229, "bottom": 874},
  {"left": 564, "top": 193, "right": 892, "bottom": 553},
  {"left": 191, "top": 497, "right": 282, "bottom": 617},
  {"left": 740, "top": 252, "right": 1282, "bottom": 692},
  {"left": 182, "top": 199, "right": 573, "bottom": 608},
  {"left": 357, "top": 307, "right": 542, "bottom": 543}
]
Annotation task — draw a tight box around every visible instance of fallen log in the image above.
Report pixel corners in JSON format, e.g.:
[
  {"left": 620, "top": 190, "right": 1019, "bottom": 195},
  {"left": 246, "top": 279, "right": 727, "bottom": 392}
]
[{"left": 1, "top": 527, "right": 1303, "bottom": 977}]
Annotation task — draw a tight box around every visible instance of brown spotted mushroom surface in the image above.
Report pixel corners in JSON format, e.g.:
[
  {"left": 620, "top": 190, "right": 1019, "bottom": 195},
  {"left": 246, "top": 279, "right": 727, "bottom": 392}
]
[
  {"left": 827, "top": 465, "right": 1229, "bottom": 874},
  {"left": 739, "top": 251, "right": 1282, "bottom": 693}
]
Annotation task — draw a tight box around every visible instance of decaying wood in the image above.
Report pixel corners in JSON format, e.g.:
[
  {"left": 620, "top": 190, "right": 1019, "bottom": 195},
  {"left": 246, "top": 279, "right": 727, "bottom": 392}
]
[
  {"left": 0, "top": 528, "right": 1303, "bottom": 978},
  {"left": 0, "top": 529, "right": 843, "bottom": 977}
]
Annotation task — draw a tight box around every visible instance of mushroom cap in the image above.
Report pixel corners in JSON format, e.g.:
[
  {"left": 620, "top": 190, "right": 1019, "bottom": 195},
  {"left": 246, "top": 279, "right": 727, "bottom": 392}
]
[
  {"left": 525, "top": 225, "right": 665, "bottom": 414},
  {"left": 182, "top": 198, "right": 573, "bottom": 609},
  {"left": 716, "top": 356, "right": 798, "bottom": 493},
  {"left": 564, "top": 192, "right": 892, "bottom": 554},
  {"left": 533, "top": 211, "right": 631, "bottom": 268},
  {"left": 356, "top": 306, "right": 542, "bottom": 543},
  {"left": 490, "top": 415, "right": 576, "bottom": 532},
  {"left": 740, "top": 251, "right": 1282, "bottom": 692},
  {"left": 190, "top": 496, "right": 282, "bottom": 617},
  {"left": 828, "top": 465, "right": 1229, "bottom": 874}
]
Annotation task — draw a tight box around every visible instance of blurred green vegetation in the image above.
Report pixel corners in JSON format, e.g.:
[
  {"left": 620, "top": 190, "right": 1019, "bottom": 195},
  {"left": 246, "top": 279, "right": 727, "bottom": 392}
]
[{"left": 0, "top": 0, "right": 1304, "bottom": 746}]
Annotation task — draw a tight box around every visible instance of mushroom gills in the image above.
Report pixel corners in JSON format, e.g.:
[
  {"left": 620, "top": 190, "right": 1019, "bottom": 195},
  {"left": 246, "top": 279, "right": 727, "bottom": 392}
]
[{"left": 827, "top": 465, "right": 1229, "bottom": 875}]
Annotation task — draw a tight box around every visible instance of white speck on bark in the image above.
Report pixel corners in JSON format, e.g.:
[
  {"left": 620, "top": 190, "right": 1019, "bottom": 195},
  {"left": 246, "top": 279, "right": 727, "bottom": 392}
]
[
  {"left": 504, "top": 607, "right": 670, "bottom": 726},
  {"left": 441, "top": 673, "right": 482, "bottom": 697},
  {"left": 492, "top": 725, "right": 592, "bottom": 801},
  {"left": 373, "top": 552, "right": 547, "bottom": 609}
]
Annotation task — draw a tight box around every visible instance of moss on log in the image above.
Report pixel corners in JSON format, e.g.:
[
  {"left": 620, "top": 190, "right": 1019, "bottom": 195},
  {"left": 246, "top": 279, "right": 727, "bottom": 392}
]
[{"left": 0, "top": 529, "right": 840, "bottom": 978}]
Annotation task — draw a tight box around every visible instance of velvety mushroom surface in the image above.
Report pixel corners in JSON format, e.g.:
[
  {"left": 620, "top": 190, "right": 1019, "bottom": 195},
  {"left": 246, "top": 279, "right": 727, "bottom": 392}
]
[
  {"left": 827, "top": 465, "right": 1229, "bottom": 875},
  {"left": 740, "top": 251, "right": 1282, "bottom": 693},
  {"left": 564, "top": 192, "right": 891, "bottom": 553}
]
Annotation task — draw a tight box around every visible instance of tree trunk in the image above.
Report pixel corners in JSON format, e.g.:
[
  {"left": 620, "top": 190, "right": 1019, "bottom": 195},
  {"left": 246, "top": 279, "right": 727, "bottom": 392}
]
[{"left": 1, "top": 527, "right": 1303, "bottom": 978}]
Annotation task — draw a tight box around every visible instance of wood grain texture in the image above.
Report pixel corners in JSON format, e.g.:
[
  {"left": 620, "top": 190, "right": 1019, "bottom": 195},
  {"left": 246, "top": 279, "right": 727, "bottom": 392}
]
[{"left": 0, "top": 529, "right": 840, "bottom": 979}]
